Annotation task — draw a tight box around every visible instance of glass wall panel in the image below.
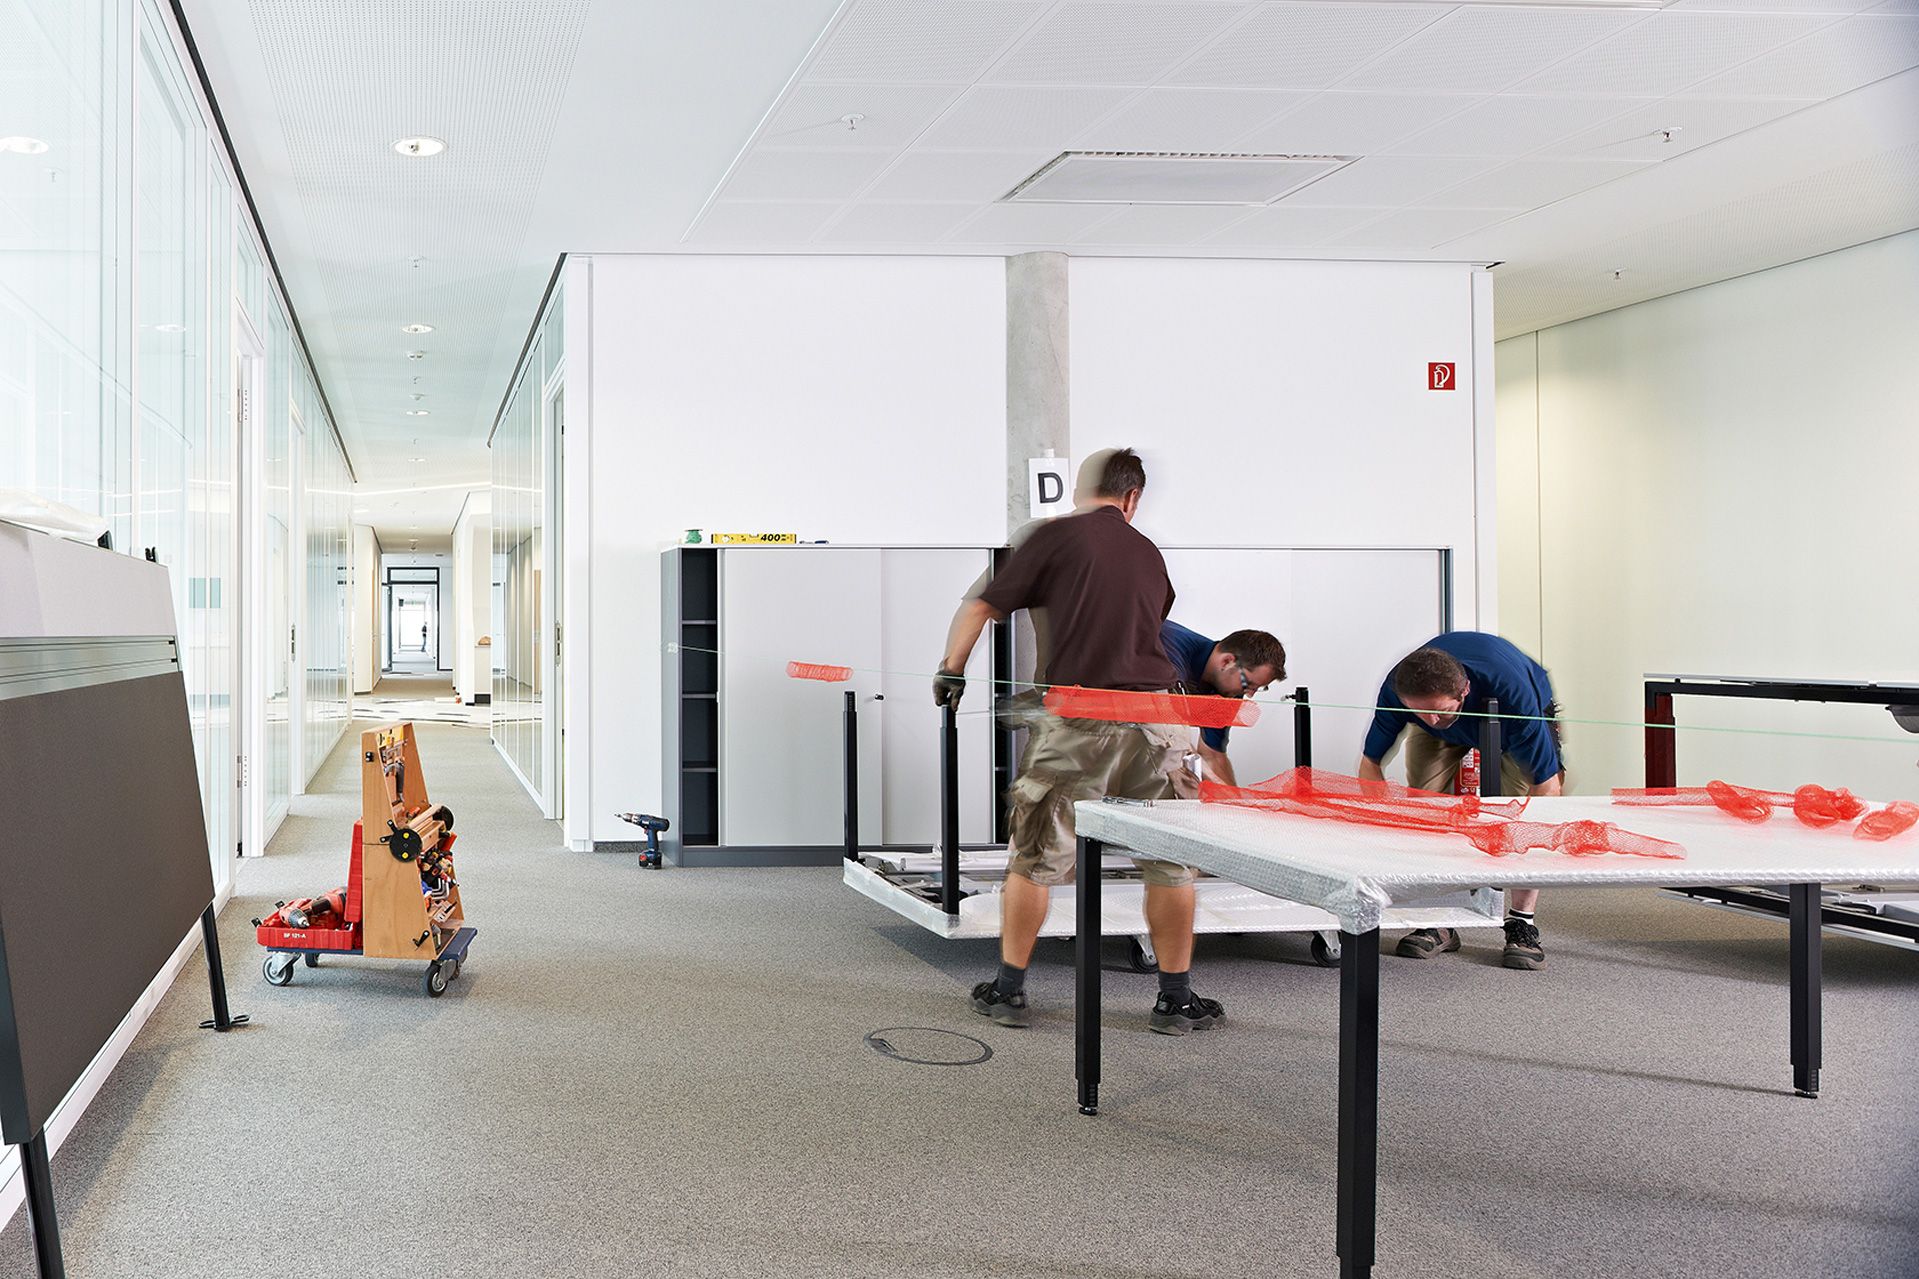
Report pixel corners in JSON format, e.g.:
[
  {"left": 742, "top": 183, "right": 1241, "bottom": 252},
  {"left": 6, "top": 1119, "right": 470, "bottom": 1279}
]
[
  {"left": 301, "top": 364, "right": 349, "bottom": 780},
  {"left": 263, "top": 301, "right": 294, "bottom": 831},
  {"left": 492, "top": 332, "right": 546, "bottom": 801},
  {"left": 199, "top": 150, "right": 234, "bottom": 874}
]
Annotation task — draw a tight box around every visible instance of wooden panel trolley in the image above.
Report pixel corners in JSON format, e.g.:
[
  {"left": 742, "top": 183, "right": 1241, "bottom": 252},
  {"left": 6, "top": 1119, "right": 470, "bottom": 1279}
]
[{"left": 254, "top": 722, "right": 477, "bottom": 996}]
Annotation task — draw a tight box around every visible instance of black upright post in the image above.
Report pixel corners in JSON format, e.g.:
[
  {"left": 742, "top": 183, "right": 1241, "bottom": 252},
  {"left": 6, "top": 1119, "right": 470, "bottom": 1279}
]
[
  {"left": 843, "top": 691, "right": 859, "bottom": 862},
  {"left": 196, "top": 902, "right": 249, "bottom": 1031},
  {"left": 1789, "top": 882, "right": 1822, "bottom": 1098},
  {"left": 1336, "top": 928, "right": 1381, "bottom": 1279},
  {"left": 940, "top": 701, "right": 960, "bottom": 917},
  {"left": 1645, "top": 687, "right": 1677, "bottom": 788},
  {"left": 1075, "top": 833, "right": 1102, "bottom": 1116},
  {"left": 21, "top": 1129, "right": 66, "bottom": 1278},
  {"left": 1293, "top": 686, "right": 1313, "bottom": 770},
  {"left": 1477, "top": 697, "right": 1504, "bottom": 798}
]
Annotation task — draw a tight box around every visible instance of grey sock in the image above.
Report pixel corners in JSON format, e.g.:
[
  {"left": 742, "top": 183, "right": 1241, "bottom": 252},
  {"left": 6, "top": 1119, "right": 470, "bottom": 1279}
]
[
  {"left": 995, "top": 960, "right": 1027, "bottom": 996},
  {"left": 1157, "top": 968, "right": 1192, "bottom": 1002}
]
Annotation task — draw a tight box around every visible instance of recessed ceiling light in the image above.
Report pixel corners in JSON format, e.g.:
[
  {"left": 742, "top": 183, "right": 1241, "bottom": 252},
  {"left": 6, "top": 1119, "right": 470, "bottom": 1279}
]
[
  {"left": 406, "top": 409, "right": 430, "bottom": 416},
  {"left": 154, "top": 323, "right": 186, "bottom": 333},
  {"left": 0, "top": 136, "right": 49, "bottom": 155},
  {"left": 393, "top": 136, "right": 446, "bottom": 157},
  {"left": 409, "top": 456, "right": 427, "bottom": 463},
  {"left": 402, "top": 323, "right": 433, "bottom": 334},
  {"left": 406, "top": 350, "right": 426, "bottom": 360}
]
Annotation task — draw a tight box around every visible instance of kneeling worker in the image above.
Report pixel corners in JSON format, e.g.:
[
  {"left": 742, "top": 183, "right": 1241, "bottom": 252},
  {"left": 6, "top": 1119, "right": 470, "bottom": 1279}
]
[
  {"left": 1358, "top": 632, "right": 1564, "bottom": 970},
  {"left": 1159, "top": 621, "right": 1287, "bottom": 789},
  {"left": 935, "top": 449, "right": 1223, "bottom": 1036}
]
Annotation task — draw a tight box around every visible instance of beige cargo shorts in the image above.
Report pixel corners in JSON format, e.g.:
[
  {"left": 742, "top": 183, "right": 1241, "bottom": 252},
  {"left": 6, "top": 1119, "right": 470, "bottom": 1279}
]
[{"left": 1004, "top": 708, "right": 1197, "bottom": 888}]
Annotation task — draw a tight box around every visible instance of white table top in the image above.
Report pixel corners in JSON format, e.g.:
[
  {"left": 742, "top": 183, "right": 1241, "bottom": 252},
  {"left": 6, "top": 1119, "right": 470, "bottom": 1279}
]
[{"left": 1075, "top": 795, "right": 1919, "bottom": 933}]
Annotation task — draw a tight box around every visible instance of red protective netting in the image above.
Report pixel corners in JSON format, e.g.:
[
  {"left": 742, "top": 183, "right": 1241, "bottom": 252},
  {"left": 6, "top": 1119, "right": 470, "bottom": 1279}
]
[
  {"left": 1043, "top": 686, "right": 1259, "bottom": 729},
  {"left": 1613, "top": 782, "right": 1872, "bottom": 829},
  {"left": 786, "top": 661, "right": 852, "bottom": 683},
  {"left": 1202, "top": 768, "right": 1685, "bottom": 860},
  {"left": 1856, "top": 801, "right": 1919, "bottom": 842}
]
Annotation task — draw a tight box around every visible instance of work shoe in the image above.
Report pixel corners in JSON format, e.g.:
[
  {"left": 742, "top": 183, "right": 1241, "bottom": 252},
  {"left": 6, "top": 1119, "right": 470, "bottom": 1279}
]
[
  {"left": 1395, "top": 927, "right": 1461, "bottom": 959},
  {"left": 1502, "top": 919, "right": 1546, "bottom": 971},
  {"left": 1149, "top": 991, "right": 1225, "bottom": 1036},
  {"left": 970, "top": 980, "right": 1031, "bottom": 1028}
]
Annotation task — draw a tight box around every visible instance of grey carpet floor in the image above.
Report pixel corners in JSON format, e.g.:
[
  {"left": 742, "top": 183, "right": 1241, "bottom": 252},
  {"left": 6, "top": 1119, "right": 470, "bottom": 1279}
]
[{"left": 6, "top": 722, "right": 1917, "bottom": 1277}]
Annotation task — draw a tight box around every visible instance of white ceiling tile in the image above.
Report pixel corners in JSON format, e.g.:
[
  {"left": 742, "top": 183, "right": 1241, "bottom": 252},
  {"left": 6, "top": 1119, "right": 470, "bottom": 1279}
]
[
  {"left": 1340, "top": 7, "right": 1648, "bottom": 95},
  {"left": 986, "top": 2, "right": 1252, "bottom": 85},
  {"left": 1167, "top": 4, "right": 1451, "bottom": 90},
  {"left": 684, "top": 202, "right": 845, "bottom": 244},
  {"left": 918, "top": 85, "right": 1138, "bottom": 147},
  {"left": 1238, "top": 91, "right": 1489, "bottom": 155},
  {"left": 1514, "top": 12, "right": 1837, "bottom": 98},
  {"left": 1279, "top": 155, "right": 1501, "bottom": 205},
  {"left": 766, "top": 83, "right": 967, "bottom": 148},
  {"left": 1068, "top": 202, "right": 1264, "bottom": 244},
  {"left": 864, "top": 149, "right": 1057, "bottom": 200},
  {"left": 1072, "top": 88, "right": 1312, "bottom": 152},
  {"left": 1200, "top": 204, "right": 1387, "bottom": 245},
  {"left": 1666, "top": 0, "right": 1876, "bottom": 11},
  {"left": 1543, "top": 97, "right": 1817, "bottom": 160},
  {"left": 1327, "top": 207, "right": 1514, "bottom": 248},
  {"left": 1682, "top": 15, "right": 1919, "bottom": 98},
  {"left": 943, "top": 201, "right": 1122, "bottom": 242},
  {"left": 1872, "top": 0, "right": 1919, "bottom": 12},
  {"left": 1386, "top": 96, "right": 1648, "bottom": 158},
  {"left": 816, "top": 202, "right": 981, "bottom": 242},
  {"left": 1426, "top": 158, "right": 1649, "bottom": 209},
  {"left": 808, "top": 0, "right": 1047, "bottom": 82},
  {"left": 722, "top": 149, "right": 901, "bottom": 200}
]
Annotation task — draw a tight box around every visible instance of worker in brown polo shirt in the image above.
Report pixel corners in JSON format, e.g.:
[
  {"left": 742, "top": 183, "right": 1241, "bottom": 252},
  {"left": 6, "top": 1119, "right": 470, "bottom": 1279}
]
[{"left": 934, "top": 448, "right": 1224, "bottom": 1036}]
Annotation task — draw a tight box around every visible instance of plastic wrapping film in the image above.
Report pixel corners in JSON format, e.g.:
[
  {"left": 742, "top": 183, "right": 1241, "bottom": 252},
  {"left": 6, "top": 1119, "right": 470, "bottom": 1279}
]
[
  {"left": 1042, "top": 686, "right": 1257, "bottom": 729},
  {"left": 1073, "top": 795, "right": 1919, "bottom": 934}
]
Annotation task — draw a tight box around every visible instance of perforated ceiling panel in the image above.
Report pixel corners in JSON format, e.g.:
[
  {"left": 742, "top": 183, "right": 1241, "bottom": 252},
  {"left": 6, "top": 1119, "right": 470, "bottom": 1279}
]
[
  {"left": 808, "top": 0, "right": 1046, "bottom": 82},
  {"left": 1239, "top": 92, "right": 1491, "bottom": 155},
  {"left": 1428, "top": 158, "right": 1649, "bottom": 209},
  {"left": 1329, "top": 206, "right": 1515, "bottom": 248},
  {"left": 1682, "top": 14, "right": 1919, "bottom": 99},
  {"left": 244, "top": 0, "right": 590, "bottom": 478},
  {"left": 1168, "top": 3, "right": 1450, "bottom": 90},
  {"left": 863, "top": 149, "right": 1058, "bottom": 201},
  {"left": 1073, "top": 88, "right": 1310, "bottom": 153},
  {"left": 1542, "top": 96, "right": 1817, "bottom": 160},
  {"left": 1279, "top": 155, "right": 1500, "bottom": 206},
  {"left": 917, "top": 84, "right": 1136, "bottom": 147},
  {"left": 986, "top": 2, "right": 1250, "bottom": 85},
  {"left": 1342, "top": 6, "right": 1647, "bottom": 96},
  {"left": 1201, "top": 203, "right": 1385, "bottom": 246},
  {"left": 1385, "top": 95, "right": 1649, "bottom": 159},
  {"left": 725, "top": 149, "right": 902, "bottom": 201},
  {"left": 764, "top": 83, "right": 968, "bottom": 148},
  {"left": 1515, "top": 11, "right": 1837, "bottom": 98}
]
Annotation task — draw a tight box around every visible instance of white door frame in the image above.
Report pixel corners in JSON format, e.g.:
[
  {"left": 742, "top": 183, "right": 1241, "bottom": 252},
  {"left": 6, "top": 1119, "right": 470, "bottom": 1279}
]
[{"left": 235, "top": 304, "right": 268, "bottom": 855}]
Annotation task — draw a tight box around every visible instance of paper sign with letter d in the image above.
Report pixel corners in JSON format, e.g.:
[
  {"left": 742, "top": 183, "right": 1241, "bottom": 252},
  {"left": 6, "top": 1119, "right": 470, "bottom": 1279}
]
[
  {"left": 1028, "top": 456, "right": 1070, "bottom": 519},
  {"left": 1428, "top": 362, "right": 1456, "bottom": 391}
]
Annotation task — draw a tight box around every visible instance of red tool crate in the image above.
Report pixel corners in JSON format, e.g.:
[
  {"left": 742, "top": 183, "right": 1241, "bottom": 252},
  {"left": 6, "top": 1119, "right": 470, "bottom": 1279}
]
[{"left": 253, "top": 820, "right": 367, "bottom": 952}]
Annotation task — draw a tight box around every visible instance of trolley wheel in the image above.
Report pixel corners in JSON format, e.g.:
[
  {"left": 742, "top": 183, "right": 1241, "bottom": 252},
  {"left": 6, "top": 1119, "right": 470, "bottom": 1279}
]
[
  {"left": 303, "top": 952, "right": 321, "bottom": 968},
  {"left": 1310, "top": 932, "right": 1342, "bottom": 968},
  {"left": 1128, "top": 936, "right": 1160, "bottom": 974},
  {"left": 264, "top": 953, "right": 296, "bottom": 986},
  {"left": 424, "top": 962, "right": 448, "bottom": 997},
  {"left": 444, "top": 957, "right": 461, "bottom": 983},
  {"left": 437, "top": 804, "right": 454, "bottom": 831}
]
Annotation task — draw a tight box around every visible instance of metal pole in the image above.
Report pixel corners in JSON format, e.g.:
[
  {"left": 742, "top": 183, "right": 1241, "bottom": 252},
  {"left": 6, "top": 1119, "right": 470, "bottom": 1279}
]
[
  {"left": 1075, "top": 834, "right": 1102, "bottom": 1116},
  {"left": 21, "top": 1130, "right": 66, "bottom": 1278},
  {"left": 197, "top": 902, "right": 249, "bottom": 1031},
  {"left": 1478, "top": 696, "right": 1504, "bottom": 797},
  {"left": 1293, "top": 685, "right": 1313, "bottom": 770},
  {"left": 843, "top": 691, "right": 859, "bottom": 862},
  {"left": 1645, "top": 687, "right": 1677, "bottom": 788},
  {"left": 940, "top": 701, "right": 960, "bottom": 916},
  {"left": 1336, "top": 929, "right": 1380, "bottom": 1278},
  {"left": 1790, "top": 882, "right": 1823, "bottom": 1098}
]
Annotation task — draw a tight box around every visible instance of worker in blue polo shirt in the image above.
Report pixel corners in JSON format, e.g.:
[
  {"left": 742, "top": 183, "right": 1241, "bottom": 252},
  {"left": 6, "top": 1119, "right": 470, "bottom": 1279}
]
[
  {"left": 1159, "top": 622, "right": 1287, "bottom": 789},
  {"left": 1358, "top": 632, "right": 1564, "bottom": 971}
]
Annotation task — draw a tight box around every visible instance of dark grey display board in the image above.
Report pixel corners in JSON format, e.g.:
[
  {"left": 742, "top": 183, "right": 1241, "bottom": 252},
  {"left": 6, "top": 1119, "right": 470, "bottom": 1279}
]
[{"left": 0, "top": 671, "right": 216, "bottom": 1142}]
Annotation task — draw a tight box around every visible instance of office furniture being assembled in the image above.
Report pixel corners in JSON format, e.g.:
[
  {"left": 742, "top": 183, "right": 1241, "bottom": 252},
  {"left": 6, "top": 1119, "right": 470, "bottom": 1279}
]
[
  {"left": 0, "top": 523, "right": 247, "bottom": 1279},
  {"left": 256, "top": 722, "right": 477, "bottom": 996},
  {"left": 1646, "top": 675, "right": 1919, "bottom": 950},
  {"left": 841, "top": 692, "right": 1512, "bottom": 970},
  {"left": 1069, "top": 794, "right": 1915, "bottom": 1278}
]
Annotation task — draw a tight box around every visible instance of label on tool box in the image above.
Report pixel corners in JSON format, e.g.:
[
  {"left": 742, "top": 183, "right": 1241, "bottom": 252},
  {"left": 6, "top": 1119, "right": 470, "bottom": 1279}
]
[{"left": 709, "top": 532, "right": 798, "bottom": 544}]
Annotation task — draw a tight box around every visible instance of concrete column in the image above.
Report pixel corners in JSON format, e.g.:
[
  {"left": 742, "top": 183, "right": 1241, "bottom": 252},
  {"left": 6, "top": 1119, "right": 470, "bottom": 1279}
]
[{"left": 1005, "top": 252, "right": 1070, "bottom": 539}]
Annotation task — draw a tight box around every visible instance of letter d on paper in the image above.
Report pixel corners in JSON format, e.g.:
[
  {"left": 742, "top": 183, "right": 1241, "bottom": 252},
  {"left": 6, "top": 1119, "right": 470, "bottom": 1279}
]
[{"left": 1029, "top": 456, "right": 1070, "bottom": 519}]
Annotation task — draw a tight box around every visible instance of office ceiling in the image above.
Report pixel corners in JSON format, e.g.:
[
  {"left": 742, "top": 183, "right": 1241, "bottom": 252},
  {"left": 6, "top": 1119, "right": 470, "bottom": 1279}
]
[{"left": 186, "top": 0, "right": 1919, "bottom": 540}]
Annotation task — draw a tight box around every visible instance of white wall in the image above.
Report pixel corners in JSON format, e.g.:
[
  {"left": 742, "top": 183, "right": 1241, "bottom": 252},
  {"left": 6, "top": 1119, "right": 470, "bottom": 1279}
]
[
  {"left": 1068, "top": 257, "right": 1492, "bottom": 621},
  {"left": 1497, "top": 231, "right": 1919, "bottom": 798},
  {"left": 351, "top": 525, "right": 379, "bottom": 693},
  {"left": 578, "top": 254, "right": 1007, "bottom": 841},
  {"left": 450, "top": 492, "right": 492, "bottom": 701},
  {"left": 379, "top": 550, "right": 456, "bottom": 673}
]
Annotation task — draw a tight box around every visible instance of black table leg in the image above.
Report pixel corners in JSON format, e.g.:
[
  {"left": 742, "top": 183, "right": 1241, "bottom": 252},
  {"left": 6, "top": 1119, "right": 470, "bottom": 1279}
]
[
  {"left": 1337, "top": 928, "right": 1379, "bottom": 1278},
  {"left": 1076, "top": 834, "right": 1102, "bottom": 1116},
  {"left": 197, "top": 901, "right": 250, "bottom": 1031},
  {"left": 21, "top": 1129, "right": 66, "bottom": 1278},
  {"left": 1789, "top": 882, "right": 1821, "bottom": 1098}
]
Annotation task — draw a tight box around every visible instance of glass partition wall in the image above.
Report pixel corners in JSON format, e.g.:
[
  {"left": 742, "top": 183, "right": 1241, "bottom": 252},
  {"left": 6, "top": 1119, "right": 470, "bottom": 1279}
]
[
  {"left": 491, "top": 290, "right": 563, "bottom": 816},
  {"left": 2, "top": 0, "right": 356, "bottom": 872}
]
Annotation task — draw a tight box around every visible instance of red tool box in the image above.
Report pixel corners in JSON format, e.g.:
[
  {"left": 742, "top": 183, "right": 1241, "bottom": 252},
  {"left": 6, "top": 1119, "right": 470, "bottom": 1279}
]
[{"left": 253, "top": 821, "right": 372, "bottom": 953}]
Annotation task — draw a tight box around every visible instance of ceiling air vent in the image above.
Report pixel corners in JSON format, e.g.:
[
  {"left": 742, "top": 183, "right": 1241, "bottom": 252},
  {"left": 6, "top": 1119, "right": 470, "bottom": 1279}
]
[{"left": 1004, "top": 151, "right": 1354, "bottom": 207}]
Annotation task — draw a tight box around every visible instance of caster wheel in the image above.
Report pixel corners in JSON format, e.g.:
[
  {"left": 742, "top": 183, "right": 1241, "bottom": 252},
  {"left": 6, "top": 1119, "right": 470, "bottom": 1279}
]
[
  {"left": 264, "top": 954, "right": 295, "bottom": 986},
  {"left": 425, "top": 962, "right": 448, "bottom": 997},
  {"left": 1310, "top": 932, "right": 1342, "bottom": 968},
  {"left": 444, "top": 957, "right": 461, "bottom": 983},
  {"left": 1128, "top": 936, "right": 1160, "bottom": 974},
  {"left": 303, "top": 953, "right": 321, "bottom": 968},
  {"left": 437, "top": 804, "right": 454, "bottom": 830}
]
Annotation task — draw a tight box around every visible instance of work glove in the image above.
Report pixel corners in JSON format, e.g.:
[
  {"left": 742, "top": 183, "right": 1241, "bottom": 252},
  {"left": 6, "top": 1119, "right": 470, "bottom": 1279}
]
[{"left": 933, "top": 668, "right": 965, "bottom": 709}]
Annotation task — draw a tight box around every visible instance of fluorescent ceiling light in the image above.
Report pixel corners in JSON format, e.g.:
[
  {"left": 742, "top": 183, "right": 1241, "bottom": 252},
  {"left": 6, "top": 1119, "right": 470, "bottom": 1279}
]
[
  {"left": 406, "top": 409, "right": 430, "bottom": 416},
  {"left": 393, "top": 136, "right": 446, "bottom": 157},
  {"left": 402, "top": 323, "right": 433, "bottom": 334},
  {"left": 0, "top": 136, "right": 50, "bottom": 155}
]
